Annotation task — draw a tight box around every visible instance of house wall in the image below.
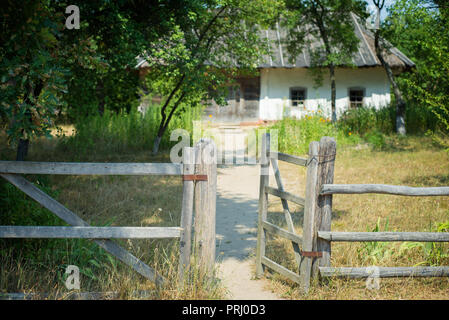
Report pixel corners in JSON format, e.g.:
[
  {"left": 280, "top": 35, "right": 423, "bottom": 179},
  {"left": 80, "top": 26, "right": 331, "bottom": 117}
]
[
  {"left": 259, "top": 66, "right": 391, "bottom": 120},
  {"left": 204, "top": 76, "right": 260, "bottom": 123}
]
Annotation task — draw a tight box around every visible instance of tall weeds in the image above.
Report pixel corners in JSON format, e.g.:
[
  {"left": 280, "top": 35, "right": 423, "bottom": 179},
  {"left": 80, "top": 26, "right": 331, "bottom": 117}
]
[{"left": 57, "top": 105, "right": 202, "bottom": 159}]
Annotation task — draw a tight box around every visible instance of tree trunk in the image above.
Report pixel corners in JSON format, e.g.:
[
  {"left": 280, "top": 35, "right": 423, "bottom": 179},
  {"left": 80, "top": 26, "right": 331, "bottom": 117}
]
[
  {"left": 152, "top": 91, "right": 187, "bottom": 155},
  {"left": 96, "top": 80, "right": 105, "bottom": 116},
  {"left": 152, "top": 135, "right": 162, "bottom": 155},
  {"left": 15, "top": 80, "right": 44, "bottom": 161},
  {"left": 330, "top": 63, "right": 337, "bottom": 122},
  {"left": 16, "top": 138, "right": 29, "bottom": 161},
  {"left": 374, "top": 31, "right": 406, "bottom": 135}
]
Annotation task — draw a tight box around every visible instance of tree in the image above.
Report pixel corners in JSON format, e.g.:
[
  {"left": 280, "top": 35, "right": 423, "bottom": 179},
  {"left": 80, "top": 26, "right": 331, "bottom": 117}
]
[
  {"left": 372, "top": 0, "right": 407, "bottom": 135},
  {"left": 0, "top": 1, "right": 69, "bottom": 160},
  {"left": 0, "top": 1, "right": 197, "bottom": 159},
  {"left": 143, "top": 0, "right": 283, "bottom": 154},
  {"left": 283, "top": 0, "right": 367, "bottom": 122},
  {"left": 383, "top": 0, "right": 449, "bottom": 143}
]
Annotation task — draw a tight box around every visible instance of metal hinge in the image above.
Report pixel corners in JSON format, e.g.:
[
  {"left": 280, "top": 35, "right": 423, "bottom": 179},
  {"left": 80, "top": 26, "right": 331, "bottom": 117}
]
[
  {"left": 182, "top": 174, "right": 208, "bottom": 181},
  {"left": 301, "top": 251, "right": 323, "bottom": 258}
]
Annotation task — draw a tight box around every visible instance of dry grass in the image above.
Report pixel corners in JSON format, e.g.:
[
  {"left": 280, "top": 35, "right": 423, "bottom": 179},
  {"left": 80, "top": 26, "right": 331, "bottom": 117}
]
[
  {"left": 2, "top": 131, "right": 449, "bottom": 300},
  {"left": 0, "top": 132, "right": 225, "bottom": 300},
  {"left": 263, "top": 136, "right": 449, "bottom": 299}
]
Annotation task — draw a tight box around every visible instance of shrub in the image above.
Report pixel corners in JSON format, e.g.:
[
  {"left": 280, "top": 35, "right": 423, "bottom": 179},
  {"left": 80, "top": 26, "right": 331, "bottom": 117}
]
[
  {"left": 339, "top": 103, "right": 439, "bottom": 136},
  {"left": 267, "top": 113, "right": 360, "bottom": 155}
]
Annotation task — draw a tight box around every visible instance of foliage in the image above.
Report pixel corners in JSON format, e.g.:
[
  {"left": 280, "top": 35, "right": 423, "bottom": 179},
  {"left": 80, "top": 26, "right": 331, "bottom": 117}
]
[
  {"left": 383, "top": 0, "right": 449, "bottom": 146},
  {"left": 358, "top": 218, "right": 394, "bottom": 265},
  {"left": 282, "top": 0, "right": 367, "bottom": 120},
  {"left": 399, "top": 220, "right": 449, "bottom": 267},
  {"left": 142, "top": 0, "right": 283, "bottom": 153},
  {"left": 58, "top": 105, "right": 202, "bottom": 159},
  {"left": 338, "top": 104, "right": 439, "bottom": 137},
  {"left": 265, "top": 111, "right": 360, "bottom": 155},
  {"left": 0, "top": 0, "right": 200, "bottom": 156},
  {"left": 0, "top": 1, "right": 69, "bottom": 147}
]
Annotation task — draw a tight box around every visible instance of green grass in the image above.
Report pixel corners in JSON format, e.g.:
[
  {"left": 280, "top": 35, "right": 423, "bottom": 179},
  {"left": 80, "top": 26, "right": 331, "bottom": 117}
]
[
  {"left": 260, "top": 113, "right": 361, "bottom": 156},
  {"left": 56, "top": 105, "right": 202, "bottom": 160}
]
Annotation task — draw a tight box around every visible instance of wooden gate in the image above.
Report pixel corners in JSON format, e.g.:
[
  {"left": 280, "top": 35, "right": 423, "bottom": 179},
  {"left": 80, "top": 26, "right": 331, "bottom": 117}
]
[
  {"left": 256, "top": 133, "right": 449, "bottom": 293},
  {"left": 0, "top": 139, "right": 217, "bottom": 297}
]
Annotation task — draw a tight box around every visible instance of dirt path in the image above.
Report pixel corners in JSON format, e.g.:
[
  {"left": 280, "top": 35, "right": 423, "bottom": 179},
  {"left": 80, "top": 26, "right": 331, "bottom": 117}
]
[{"left": 214, "top": 129, "right": 282, "bottom": 300}]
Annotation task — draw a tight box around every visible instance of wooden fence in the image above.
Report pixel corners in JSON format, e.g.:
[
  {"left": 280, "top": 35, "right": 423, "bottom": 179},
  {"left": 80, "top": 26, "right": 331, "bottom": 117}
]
[
  {"left": 256, "top": 133, "right": 449, "bottom": 293},
  {"left": 0, "top": 139, "right": 217, "bottom": 297}
]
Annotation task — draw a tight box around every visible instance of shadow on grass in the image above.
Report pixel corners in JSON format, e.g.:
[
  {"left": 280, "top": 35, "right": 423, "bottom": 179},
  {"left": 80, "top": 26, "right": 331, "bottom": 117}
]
[{"left": 402, "top": 174, "right": 449, "bottom": 187}]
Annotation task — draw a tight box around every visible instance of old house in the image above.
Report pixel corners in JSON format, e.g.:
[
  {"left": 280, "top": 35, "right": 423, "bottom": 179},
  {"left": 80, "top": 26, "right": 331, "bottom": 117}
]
[{"left": 137, "top": 14, "right": 415, "bottom": 124}]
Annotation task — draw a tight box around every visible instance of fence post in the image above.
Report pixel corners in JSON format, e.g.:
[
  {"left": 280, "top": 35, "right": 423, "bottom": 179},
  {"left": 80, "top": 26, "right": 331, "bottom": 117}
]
[
  {"left": 193, "top": 138, "right": 217, "bottom": 276},
  {"left": 312, "top": 137, "right": 336, "bottom": 279},
  {"left": 179, "top": 147, "right": 195, "bottom": 283},
  {"left": 300, "top": 140, "right": 319, "bottom": 293},
  {"left": 300, "top": 137, "right": 336, "bottom": 293},
  {"left": 256, "top": 132, "right": 270, "bottom": 277}
]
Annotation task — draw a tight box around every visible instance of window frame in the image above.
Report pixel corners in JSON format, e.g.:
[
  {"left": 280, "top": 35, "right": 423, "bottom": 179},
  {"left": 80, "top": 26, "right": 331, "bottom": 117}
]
[
  {"left": 348, "top": 87, "right": 365, "bottom": 109},
  {"left": 289, "top": 87, "right": 307, "bottom": 110}
]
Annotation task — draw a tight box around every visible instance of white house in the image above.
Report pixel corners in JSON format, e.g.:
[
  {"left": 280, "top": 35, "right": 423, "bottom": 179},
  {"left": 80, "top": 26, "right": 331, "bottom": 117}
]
[
  {"left": 136, "top": 14, "right": 415, "bottom": 123},
  {"left": 203, "top": 14, "right": 415, "bottom": 123}
]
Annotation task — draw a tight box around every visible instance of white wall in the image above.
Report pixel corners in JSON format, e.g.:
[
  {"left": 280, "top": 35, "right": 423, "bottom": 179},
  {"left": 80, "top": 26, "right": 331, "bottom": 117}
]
[{"left": 259, "top": 66, "right": 391, "bottom": 120}]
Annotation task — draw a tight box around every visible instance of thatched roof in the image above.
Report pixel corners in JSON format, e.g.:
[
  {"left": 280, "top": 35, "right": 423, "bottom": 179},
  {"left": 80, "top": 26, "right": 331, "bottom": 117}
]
[
  {"left": 259, "top": 13, "right": 415, "bottom": 72},
  {"left": 136, "top": 13, "right": 415, "bottom": 73}
]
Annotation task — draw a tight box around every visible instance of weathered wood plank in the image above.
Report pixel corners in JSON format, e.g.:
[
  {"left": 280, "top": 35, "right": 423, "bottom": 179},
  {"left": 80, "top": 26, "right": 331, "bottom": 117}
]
[
  {"left": 318, "top": 231, "right": 449, "bottom": 242},
  {"left": 0, "top": 290, "right": 153, "bottom": 300},
  {"left": 313, "top": 137, "right": 337, "bottom": 279},
  {"left": 261, "top": 256, "right": 301, "bottom": 284},
  {"left": 193, "top": 139, "right": 217, "bottom": 276},
  {"left": 321, "top": 184, "right": 449, "bottom": 196},
  {"left": 319, "top": 266, "right": 449, "bottom": 278},
  {"left": 0, "top": 226, "right": 182, "bottom": 239},
  {"left": 179, "top": 147, "right": 195, "bottom": 282},
  {"left": 271, "top": 157, "right": 302, "bottom": 267},
  {"left": 270, "top": 152, "right": 308, "bottom": 167},
  {"left": 1, "top": 173, "right": 166, "bottom": 285},
  {"left": 0, "top": 161, "right": 182, "bottom": 176},
  {"left": 264, "top": 186, "right": 305, "bottom": 206},
  {"left": 262, "top": 221, "right": 303, "bottom": 245},
  {"left": 300, "top": 141, "right": 320, "bottom": 293},
  {"left": 256, "top": 132, "right": 270, "bottom": 277}
]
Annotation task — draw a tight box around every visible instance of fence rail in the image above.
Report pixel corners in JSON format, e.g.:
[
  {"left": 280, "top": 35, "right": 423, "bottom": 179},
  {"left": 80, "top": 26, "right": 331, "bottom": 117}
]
[
  {"left": 257, "top": 134, "right": 449, "bottom": 294},
  {"left": 318, "top": 231, "right": 449, "bottom": 242},
  {"left": 0, "top": 161, "right": 182, "bottom": 175},
  {"left": 264, "top": 186, "right": 306, "bottom": 206},
  {"left": 321, "top": 184, "right": 449, "bottom": 196},
  {"left": 319, "top": 266, "right": 449, "bottom": 278},
  {"left": 0, "top": 140, "right": 217, "bottom": 296},
  {"left": 270, "top": 151, "right": 308, "bottom": 167},
  {"left": 0, "top": 226, "right": 182, "bottom": 239}
]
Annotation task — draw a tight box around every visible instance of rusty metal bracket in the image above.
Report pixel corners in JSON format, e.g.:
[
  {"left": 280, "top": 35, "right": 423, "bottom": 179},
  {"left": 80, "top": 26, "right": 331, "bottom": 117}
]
[
  {"left": 301, "top": 250, "right": 323, "bottom": 258},
  {"left": 182, "top": 174, "right": 208, "bottom": 181}
]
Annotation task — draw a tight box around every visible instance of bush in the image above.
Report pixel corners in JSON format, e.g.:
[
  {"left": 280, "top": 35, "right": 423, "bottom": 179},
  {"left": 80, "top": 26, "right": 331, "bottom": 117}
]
[
  {"left": 267, "top": 113, "right": 360, "bottom": 155},
  {"left": 339, "top": 103, "right": 439, "bottom": 136}
]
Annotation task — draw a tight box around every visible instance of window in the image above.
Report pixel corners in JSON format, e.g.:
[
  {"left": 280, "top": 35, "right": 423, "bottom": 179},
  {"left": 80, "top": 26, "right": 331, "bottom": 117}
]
[
  {"left": 290, "top": 87, "right": 307, "bottom": 110},
  {"left": 349, "top": 87, "right": 365, "bottom": 108}
]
